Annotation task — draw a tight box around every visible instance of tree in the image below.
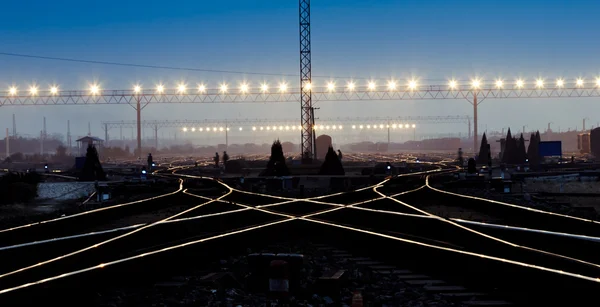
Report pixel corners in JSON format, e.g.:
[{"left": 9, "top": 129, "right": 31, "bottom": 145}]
[
  {"left": 260, "top": 140, "right": 290, "bottom": 176},
  {"left": 478, "top": 133, "right": 489, "bottom": 165},
  {"left": 502, "top": 128, "right": 513, "bottom": 164},
  {"left": 467, "top": 158, "right": 477, "bottom": 174},
  {"left": 319, "top": 146, "right": 345, "bottom": 175},
  {"left": 80, "top": 145, "right": 106, "bottom": 181},
  {"left": 528, "top": 131, "right": 541, "bottom": 170},
  {"left": 56, "top": 145, "right": 67, "bottom": 157},
  {"left": 517, "top": 133, "right": 527, "bottom": 164}
]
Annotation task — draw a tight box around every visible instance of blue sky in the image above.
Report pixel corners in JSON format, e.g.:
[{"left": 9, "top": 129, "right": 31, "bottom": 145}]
[{"left": 1, "top": 0, "right": 599, "bottom": 141}]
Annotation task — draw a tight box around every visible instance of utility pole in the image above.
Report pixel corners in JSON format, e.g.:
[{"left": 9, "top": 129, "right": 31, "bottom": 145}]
[
  {"left": 135, "top": 95, "right": 142, "bottom": 158},
  {"left": 104, "top": 123, "right": 109, "bottom": 146},
  {"left": 299, "top": 0, "right": 314, "bottom": 162},
  {"left": 387, "top": 121, "right": 390, "bottom": 145},
  {"left": 225, "top": 123, "right": 229, "bottom": 150},
  {"left": 472, "top": 91, "right": 478, "bottom": 154},
  {"left": 467, "top": 117, "right": 471, "bottom": 140},
  {"left": 12, "top": 114, "right": 16, "bottom": 137},
  {"left": 154, "top": 125, "right": 159, "bottom": 150},
  {"left": 41, "top": 117, "right": 46, "bottom": 155},
  {"left": 5, "top": 128, "right": 9, "bottom": 159},
  {"left": 67, "top": 120, "right": 72, "bottom": 154},
  {"left": 88, "top": 122, "right": 91, "bottom": 136}
]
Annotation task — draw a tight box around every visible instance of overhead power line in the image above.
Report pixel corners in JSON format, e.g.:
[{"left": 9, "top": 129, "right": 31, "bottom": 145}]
[{"left": 0, "top": 51, "right": 451, "bottom": 81}]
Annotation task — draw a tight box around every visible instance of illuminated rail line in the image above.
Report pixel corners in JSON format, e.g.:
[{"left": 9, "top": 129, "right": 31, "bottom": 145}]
[
  {"left": 3, "top": 178, "right": 600, "bottom": 296},
  {"left": 3, "top": 163, "right": 600, "bottom": 295},
  {"left": 0, "top": 179, "right": 184, "bottom": 234}
]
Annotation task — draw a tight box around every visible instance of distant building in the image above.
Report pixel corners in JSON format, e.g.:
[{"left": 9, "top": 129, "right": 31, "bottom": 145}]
[
  {"left": 76, "top": 136, "right": 104, "bottom": 156},
  {"left": 578, "top": 133, "right": 591, "bottom": 154}
]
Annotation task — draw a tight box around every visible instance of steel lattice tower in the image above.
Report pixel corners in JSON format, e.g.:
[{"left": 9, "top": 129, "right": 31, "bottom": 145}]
[{"left": 299, "top": 0, "right": 314, "bottom": 162}]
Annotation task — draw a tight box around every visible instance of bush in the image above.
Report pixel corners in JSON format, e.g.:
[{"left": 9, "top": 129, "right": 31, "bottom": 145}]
[
  {"left": 225, "top": 160, "right": 246, "bottom": 173},
  {"left": 319, "top": 147, "right": 345, "bottom": 175},
  {"left": 0, "top": 172, "right": 41, "bottom": 205}
]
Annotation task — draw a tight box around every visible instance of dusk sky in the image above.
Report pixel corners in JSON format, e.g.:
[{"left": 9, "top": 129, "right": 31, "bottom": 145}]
[{"left": 1, "top": 0, "right": 600, "bottom": 142}]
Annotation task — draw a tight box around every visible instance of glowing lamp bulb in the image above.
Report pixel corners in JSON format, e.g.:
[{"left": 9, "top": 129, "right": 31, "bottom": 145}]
[
  {"left": 134, "top": 85, "right": 141, "bottom": 93},
  {"left": 471, "top": 79, "right": 481, "bottom": 88},
  {"left": 536, "top": 79, "right": 544, "bottom": 88},
  {"left": 29, "top": 86, "right": 38, "bottom": 95},
  {"left": 178, "top": 84, "right": 186, "bottom": 93},
  {"left": 387, "top": 81, "right": 397, "bottom": 90},
  {"left": 556, "top": 79, "right": 564, "bottom": 87},
  {"left": 240, "top": 83, "right": 249, "bottom": 93},
  {"left": 327, "top": 82, "right": 335, "bottom": 91},
  {"left": 198, "top": 84, "right": 206, "bottom": 92},
  {"left": 156, "top": 85, "right": 164, "bottom": 93},
  {"left": 220, "top": 84, "right": 228, "bottom": 93},
  {"left": 516, "top": 80, "right": 524, "bottom": 88},
  {"left": 448, "top": 80, "right": 457, "bottom": 89},
  {"left": 261, "top": 84, "right": 269, "bottom": 92},
  {"left": 279, "top": 83, "right": 288, "bottom": 92},
  {"left": 50, "top": 86, "right": 58, "bottom": 94},
  {"left": 368, "top": 82, "right": 376, "bottom": 90},
  {"left": 90, "top": 85, "right": 99, "bottom": 95},
  {"left": 576, "top": 79, "right": 584, "bottom": 87},
  {"left": 495, "top": 80, "right": 503, "bottom": 88},
  {"left": 9, "top": 87, "right": 17, "bottom": 95},
  {"left": 408, "top": 80, "right": 417, "bottom": 90},
  {"left": 347, "top": 82, "right": 355, "bottom": 91}
]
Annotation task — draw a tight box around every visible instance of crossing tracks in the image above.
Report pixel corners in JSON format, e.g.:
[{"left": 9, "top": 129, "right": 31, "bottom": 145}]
[{"left": 0, "top": 164, "right": 599, "bottom": 305}]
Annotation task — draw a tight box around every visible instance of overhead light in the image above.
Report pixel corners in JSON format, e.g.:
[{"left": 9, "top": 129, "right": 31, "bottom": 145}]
[
  {"left": 89, "top": 84, "right": 100, "bottom": 95},
  {"left": 408, "top": 80, "right": 417, "bottom": 90},
  {"left": 387, "top": 80, "right": 397, "bottom": 90},
  {"left": 368, "top": 81, "right": 376, "bottom": 90},
  {"left": 448, "top": 80, "right": 458, "bottom": 89},
  {"left": 279, "top": 82, "right": 288, "bottom": 92},
  {"left": 515, "top": 79, "right": 524, "bottom": 88},
  {"left": 327, "top": 82, "right": 335, "bottom": 91},
  {"left": 536, "top": 79, "right": 544, "bottom": 88}
]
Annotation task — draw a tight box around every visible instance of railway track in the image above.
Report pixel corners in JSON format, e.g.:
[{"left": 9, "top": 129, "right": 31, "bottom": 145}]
[{"left": 1, "top": 167, "right": 599, "bottom": 305}]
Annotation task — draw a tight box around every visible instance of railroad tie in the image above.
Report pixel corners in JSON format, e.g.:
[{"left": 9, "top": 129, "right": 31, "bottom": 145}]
[
  {"left": 461, "top": 301, "right": 513, "bottom": 306},
  {"left": 404, "top": 279, "right": 446, "bottom": 285}
]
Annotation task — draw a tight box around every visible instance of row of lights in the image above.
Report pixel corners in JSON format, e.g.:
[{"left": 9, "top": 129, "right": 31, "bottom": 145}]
[
  {"left": 181, "top": 124, "right": 417, "bottom": 132},
  {"left": 7, "top": 78, "right": 600, "bottom": 96}
]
